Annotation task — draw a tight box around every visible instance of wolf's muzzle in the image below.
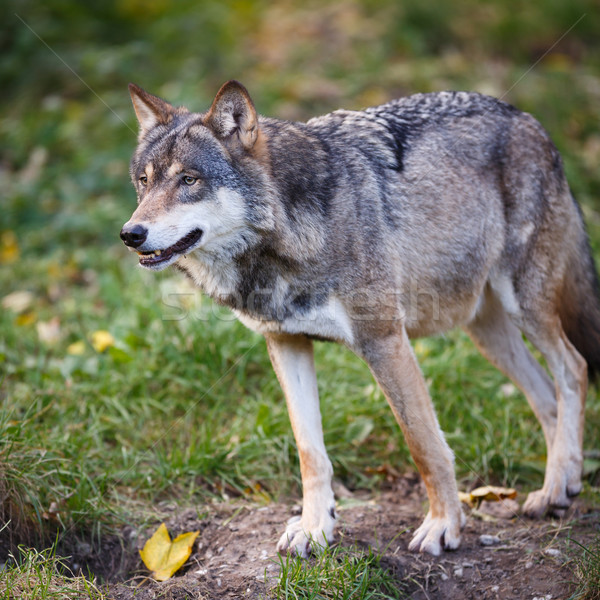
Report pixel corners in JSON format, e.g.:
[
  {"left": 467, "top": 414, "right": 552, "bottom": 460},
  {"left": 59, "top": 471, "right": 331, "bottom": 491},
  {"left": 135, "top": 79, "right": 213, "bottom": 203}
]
[{"left": 120, "top": 223, "right": 148, "bottom": 248}]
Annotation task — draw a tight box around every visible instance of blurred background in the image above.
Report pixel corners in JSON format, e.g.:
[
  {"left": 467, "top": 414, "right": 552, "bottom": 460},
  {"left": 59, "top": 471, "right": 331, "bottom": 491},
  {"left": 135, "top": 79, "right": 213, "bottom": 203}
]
[
  {"left": 2, "top": 0, "right": 600, "bottom": 256},
  {"left": 1, "top": 0, "right": 599, "bottom": 550}
]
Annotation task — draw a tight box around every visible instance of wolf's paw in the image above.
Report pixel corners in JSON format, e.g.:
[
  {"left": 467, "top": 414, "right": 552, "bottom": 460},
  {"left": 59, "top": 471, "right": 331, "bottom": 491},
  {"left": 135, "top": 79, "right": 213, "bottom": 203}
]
[
  {"left": 276, "top": 507, "right": 337, "bottom": 558},
  {"left": 523, "top": 455, "right": 583, "bottom": 518},
  {"left": 408, "top": 509, "right": 465, "bottom": 556},
  {"left": 522, "top": 480, "right": 581, "bottom": 518}
]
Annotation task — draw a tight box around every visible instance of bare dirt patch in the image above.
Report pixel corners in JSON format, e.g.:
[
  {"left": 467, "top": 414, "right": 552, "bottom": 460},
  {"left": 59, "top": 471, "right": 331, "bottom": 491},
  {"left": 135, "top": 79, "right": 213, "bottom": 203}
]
[{"left": 93, "top": 476, "right": 599, "bottom": 600}]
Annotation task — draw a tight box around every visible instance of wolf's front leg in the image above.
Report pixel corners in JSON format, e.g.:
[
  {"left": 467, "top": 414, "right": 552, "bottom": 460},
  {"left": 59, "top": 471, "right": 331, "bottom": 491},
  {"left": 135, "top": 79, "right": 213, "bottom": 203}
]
[
  {"left": 360, "top": 328, "right": 465, "bottom": 556},
  {"left": 266, "top": 334, "right": 337, "bottom": 557}
]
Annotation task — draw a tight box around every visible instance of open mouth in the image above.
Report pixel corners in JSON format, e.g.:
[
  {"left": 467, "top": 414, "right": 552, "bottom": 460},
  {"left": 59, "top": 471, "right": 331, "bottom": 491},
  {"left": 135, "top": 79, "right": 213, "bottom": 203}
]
[{"left": 137, "top": 229, "right": 203, "bottom": 266}]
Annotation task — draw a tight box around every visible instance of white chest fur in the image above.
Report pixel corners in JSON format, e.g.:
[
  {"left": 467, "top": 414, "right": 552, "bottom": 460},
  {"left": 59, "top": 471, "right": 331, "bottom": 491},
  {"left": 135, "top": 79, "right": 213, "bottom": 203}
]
[{"left": 235, "top": 296, "right": 355, "bottom": 346}]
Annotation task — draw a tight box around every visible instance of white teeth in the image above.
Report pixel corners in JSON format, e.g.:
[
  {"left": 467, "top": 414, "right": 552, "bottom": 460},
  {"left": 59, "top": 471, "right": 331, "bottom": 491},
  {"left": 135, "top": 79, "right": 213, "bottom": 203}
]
[{"left": 136, "top": 250, "right": 162, "bottom": 258}]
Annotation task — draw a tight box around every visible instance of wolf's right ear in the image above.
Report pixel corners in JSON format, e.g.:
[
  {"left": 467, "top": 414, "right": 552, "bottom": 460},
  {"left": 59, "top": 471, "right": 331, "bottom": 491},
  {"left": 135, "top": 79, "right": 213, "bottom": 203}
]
[
  {"left": 205, "top": 81, "right": 258, "bottom": 150},
  {"left": 128, "top": 83, "right": 175, "bottom": 136}
]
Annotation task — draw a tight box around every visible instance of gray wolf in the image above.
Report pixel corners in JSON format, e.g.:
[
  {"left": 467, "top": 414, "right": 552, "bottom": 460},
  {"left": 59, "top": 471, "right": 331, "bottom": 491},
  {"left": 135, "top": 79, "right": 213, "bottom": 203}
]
[{"left": 120, "top": 80, "right": 599, "bottom": 557}]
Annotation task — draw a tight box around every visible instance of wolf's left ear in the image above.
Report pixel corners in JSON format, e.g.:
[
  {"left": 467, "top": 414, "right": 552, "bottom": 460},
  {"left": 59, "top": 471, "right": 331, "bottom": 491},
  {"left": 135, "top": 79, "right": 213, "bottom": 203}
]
[
  {"left": 205, "top": 81, "right": 258, "bottom": 150},
  {"left": 129, "top": 83, "right": 176, "bottom": 135}
]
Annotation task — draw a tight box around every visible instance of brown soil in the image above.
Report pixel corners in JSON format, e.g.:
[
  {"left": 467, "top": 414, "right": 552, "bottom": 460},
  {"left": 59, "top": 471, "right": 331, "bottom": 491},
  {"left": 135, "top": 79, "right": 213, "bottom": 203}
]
[{"left": 82, "top": 475, "right": 599, "bottom": 600}]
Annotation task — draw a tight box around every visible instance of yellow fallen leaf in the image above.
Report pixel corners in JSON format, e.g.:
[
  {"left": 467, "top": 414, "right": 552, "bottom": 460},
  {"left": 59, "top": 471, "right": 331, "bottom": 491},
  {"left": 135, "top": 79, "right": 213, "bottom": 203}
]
[
  {"left": 67, "top": 341, "right": 86, "bottom": 356},
  {"left": 458, "top": 491, "right": 472, "bottom": 505},
  {"left": 470, "top": 485, "right": 517, "bottom": 502},
  {"left": 90, "top": 330, "right": 114, "bottom": 353},
  {"left": 140, "top": 523, "right": 199, "bottom": 581},
  {"left": 16, "top": 312, "right": 36, "bottom": 326},
  {"left": 460, "top": 485, "right": 517, "bottom": 507},
  {"left": 413, "top": 340, "right": 431, "bottom": 358},
  {"left": 0, "top": 231, "right": 19, "bottom": 264}
]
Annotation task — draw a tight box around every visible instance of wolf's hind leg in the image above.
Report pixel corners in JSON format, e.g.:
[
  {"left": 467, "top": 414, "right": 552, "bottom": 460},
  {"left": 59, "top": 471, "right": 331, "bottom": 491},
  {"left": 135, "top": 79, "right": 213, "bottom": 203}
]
[
  {"left": 516, "top": 317, "right": 587, "bottom": 517},
  {"left": 464, "top": 287, "right": 557, "bottom": 453},
  {"left": 266, "top": 334, "right": 336, "bottom": 557},
  {"left": 360, "top": 328, "right": 464, "bottom": 556}
]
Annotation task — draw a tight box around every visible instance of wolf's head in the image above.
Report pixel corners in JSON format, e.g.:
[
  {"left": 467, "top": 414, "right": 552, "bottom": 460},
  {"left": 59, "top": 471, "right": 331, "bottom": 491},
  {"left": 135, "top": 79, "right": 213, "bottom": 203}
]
[{"left": 120, "top": 81, "right": 273, "bottom": 272}]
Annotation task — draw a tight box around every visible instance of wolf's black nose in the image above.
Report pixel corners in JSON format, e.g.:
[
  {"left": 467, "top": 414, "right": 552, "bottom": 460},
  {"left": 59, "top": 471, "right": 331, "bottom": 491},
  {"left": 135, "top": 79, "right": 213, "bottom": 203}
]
[{"left": 120, "top": 224, "right": 148, "bottom": 248}]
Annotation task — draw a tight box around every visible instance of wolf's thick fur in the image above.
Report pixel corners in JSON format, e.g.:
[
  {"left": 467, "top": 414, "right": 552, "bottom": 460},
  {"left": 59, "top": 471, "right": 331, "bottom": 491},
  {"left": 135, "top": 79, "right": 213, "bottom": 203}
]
[{"left": 121, "top": 81, "right": 600, "bottom": 556}]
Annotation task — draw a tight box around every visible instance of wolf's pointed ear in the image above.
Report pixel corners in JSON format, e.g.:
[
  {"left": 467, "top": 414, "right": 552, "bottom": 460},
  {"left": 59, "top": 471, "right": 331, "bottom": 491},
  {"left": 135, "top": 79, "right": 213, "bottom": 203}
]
[
  {"left": 129, "top": 83, "right": 175, "bottom": 135},
  {"left": 205, "top": 81, "right": 258, "bottom": 150}
]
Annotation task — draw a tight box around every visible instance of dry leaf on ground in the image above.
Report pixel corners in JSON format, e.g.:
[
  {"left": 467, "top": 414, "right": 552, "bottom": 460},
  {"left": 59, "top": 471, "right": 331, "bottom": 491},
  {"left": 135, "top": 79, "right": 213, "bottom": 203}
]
[
  {"left": 2, "top": 290, "right": 34, "bottom": 313},
  {"left": 37, "top": 317, "right": 62, "bottom": 345},
  {"left": 90, "top": 330, "right": 115, "bottom": 353},
  {"left": 139, "top": 523, "right": 200, "bottom": 581},
  {"left": 459, "top": 485, "right": 517, "bottom": 508}
]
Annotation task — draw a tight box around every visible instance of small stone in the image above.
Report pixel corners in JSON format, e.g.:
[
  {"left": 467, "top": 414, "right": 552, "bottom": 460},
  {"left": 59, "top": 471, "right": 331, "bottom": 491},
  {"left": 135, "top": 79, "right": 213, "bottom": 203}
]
[
  {"left": 332, "top": 481, "right": 354, "bottom": 498},
  {"left": 453, "top": 566, "right": 464, "bottom": 578},
  {"left": 525, "top": 561, "right": 533, "bottom": 569},
  {"left": 491, "top": 586, "right": 499, "bottom": 593},
  {"left": 260, "top": 549, "right": 268, "bottom": 560},
  {"left": 479, "top": 498, "right": 520, "bottom": 519},
  {"left": 544, "top": 548, "right": 562, "bottom": 558},
  {"left": 479, "top": 534, "right": 501, "bottom": 546},
  {"left": 76, "top": 541, "right": 92, "bottom": 557}
]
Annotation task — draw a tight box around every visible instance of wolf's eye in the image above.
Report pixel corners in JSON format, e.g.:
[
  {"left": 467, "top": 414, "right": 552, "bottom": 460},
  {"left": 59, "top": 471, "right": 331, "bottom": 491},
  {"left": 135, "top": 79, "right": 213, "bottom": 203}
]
[
  {"left": 182, "top": 176, "right": 197, "bottom": 186},
  {"left": 139, "top": 175, "right": 148, "bottom": 186}
]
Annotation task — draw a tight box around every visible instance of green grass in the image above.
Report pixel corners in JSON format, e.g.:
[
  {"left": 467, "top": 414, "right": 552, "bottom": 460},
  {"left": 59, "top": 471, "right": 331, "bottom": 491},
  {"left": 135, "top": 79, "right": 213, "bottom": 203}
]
[
  {"left": 569, "top": 536, "right": 600, "bottom": 600},
  {"left": 0, "top": 544, "right": 106, "bottom": 600},
  {"left": 4, "top": 252, "right": 596, "bottom": 541},
  {"left": 1, "top": 0, "right": 600, "bottom": 594},
  {"left": 270, "top": 542, "right": 406, "bottom": 600}
]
